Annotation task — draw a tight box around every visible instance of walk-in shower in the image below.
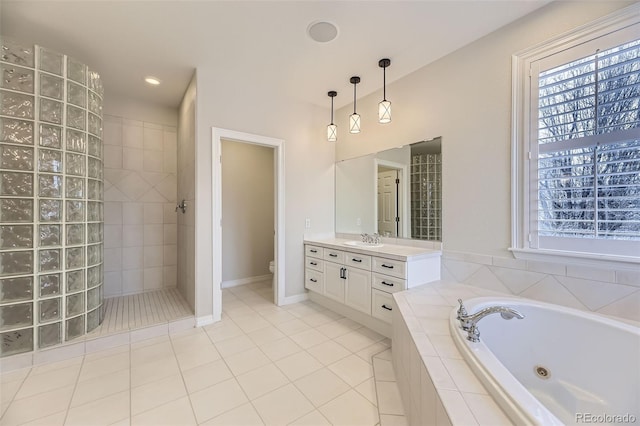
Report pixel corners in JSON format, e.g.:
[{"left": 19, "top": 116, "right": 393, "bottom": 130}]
[{"left": 0, "top": 37, "right": 104, "bottom": 357}]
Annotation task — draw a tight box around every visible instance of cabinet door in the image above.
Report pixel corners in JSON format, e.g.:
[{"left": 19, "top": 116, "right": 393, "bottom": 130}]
[
  {"left": 324, "top": 262, "right": 345, "bottom": 303},
  {"left": 371, "top": 289, "right": 394, "bottom": 323},
  {"left": 305, "top": 269, "right": 323, "bottom": 293},
  {"left": 344, "top": 267, "right": 371, "bottom": 315}
]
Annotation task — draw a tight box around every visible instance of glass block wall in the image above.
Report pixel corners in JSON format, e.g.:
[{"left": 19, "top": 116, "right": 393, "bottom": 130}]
[
  {"left": 0, "top": 37, "right": 104, "bottom": 357},
  {"left": 410, "top": 153, "right": 442, "bottom": 241}
]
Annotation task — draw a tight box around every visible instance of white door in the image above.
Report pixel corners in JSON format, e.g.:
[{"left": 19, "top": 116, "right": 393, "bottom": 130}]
[{"left": 378, "top": 170, "right": 398, "bottom": 237}]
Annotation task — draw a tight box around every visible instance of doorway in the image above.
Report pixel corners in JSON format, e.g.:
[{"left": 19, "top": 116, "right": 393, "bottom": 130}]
[
  {"left": 375, "top": 159, "right": 408, "bottom": 238},
  {"left": 220, "top": 140, "right": 274, "bottom": 290},
  {"left": 378, "top": 168, "right": 400, "bottom": 237},
  {"left": 212, "top": 128, "right": 285, "bottom": 322}
]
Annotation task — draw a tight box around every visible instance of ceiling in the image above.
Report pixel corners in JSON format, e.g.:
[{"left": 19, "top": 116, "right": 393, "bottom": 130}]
[{"left": 1, "top": 0, "right": 553, "bottom": 110}]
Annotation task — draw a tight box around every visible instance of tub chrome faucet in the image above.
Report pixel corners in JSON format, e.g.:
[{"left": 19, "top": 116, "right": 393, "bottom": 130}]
[{"left": 457, "top": 299, "right": 525, "bottom": 343}]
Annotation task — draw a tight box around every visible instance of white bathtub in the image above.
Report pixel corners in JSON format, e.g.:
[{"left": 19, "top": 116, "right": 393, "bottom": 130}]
[{"left": 449, "top": 297, "right": 640, "bottom": 425}]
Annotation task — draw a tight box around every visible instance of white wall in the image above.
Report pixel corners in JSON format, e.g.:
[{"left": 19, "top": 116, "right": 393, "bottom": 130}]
[
  {"left": 193, "top": 73, "right": 335, "bottom": 318},
  {"left": 333, "top": 1, "right": 640, "bottom": 323},
  {"left": 102, "top": 99, "right": 178, "bottom": 297},
  {"left": 221, "top": 140, "right": 274, "bottom": 283},
  {"left": 177, "top": 74, "right": 197, "bottom": 310},
  {"left": 335, "top": 0, "right": 634, "bottom": 258}
]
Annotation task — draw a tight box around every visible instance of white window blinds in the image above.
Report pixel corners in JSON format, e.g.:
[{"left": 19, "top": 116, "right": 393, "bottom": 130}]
[{"left": 532, "top": 36, "right": 640, "bottom": 252}]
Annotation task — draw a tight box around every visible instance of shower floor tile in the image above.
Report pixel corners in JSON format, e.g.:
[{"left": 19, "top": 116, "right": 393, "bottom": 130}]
[
  {"left": 89, "top": 287, "right": 194, "bottom": 337},
  {"left": 0, "top": 280, "right": 404, "bottom": 426}
]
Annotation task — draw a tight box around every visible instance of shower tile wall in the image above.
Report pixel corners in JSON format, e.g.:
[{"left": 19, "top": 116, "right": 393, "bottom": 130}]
[{"left": 102, "top": 115, "right": 177, "bottom": 296}]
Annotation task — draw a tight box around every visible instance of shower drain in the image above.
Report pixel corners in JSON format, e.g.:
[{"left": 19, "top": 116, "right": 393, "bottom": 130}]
[{"left": 534, "top": 365, "right": 551, "bottom": 379}]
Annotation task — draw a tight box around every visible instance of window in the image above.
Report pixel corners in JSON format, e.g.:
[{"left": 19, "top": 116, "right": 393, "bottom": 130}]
[{"left": 512, "top": 6, "right": 640, "bottom": 264}]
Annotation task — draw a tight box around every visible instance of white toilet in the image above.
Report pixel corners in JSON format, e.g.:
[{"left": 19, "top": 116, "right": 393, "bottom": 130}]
[{"left": 268, "top": 260, "right": 275, "bottom": 287}]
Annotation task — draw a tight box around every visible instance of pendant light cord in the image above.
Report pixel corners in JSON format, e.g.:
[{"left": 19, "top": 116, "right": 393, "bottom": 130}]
[
  {"left": 353, "top": 82, "right": 357, "bottom": 114},
  {"left": 331, "top": 95, "right": 334, "bottom": 124},
  {"left": 383, "top": 65, "right": 386, "bottom": 101}
]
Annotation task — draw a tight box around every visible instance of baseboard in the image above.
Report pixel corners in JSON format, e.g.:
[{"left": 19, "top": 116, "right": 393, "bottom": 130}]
[
  {"left": 195, "top": 315, "right": 215, "bottom": 327},
  {"left": 280, "top": 293, "right": 309, "bottom": 305},
  {"left": 221, "top": 274, "right": 273, "bottom": 289}
]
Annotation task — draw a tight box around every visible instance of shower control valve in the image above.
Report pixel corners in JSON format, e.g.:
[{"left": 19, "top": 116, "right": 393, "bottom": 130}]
[{"left": 175, "top": 200, "right": 187, "bottom": 214}]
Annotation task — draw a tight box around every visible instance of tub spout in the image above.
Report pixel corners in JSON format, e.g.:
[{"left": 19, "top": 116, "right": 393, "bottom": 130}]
[{"left": 458, "top": 303, "right": 525, "bottom": 343}]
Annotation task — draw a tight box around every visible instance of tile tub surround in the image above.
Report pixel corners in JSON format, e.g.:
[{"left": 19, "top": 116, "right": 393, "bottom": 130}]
[
  {"left": 391, "top": 279, "right": 639, "bottom": 425},
  {"left": 441, "top": 251, "right": 640, "bottom": 324},
  {"left": 392, "top": 281, "right": 515, "bottom": 426}
]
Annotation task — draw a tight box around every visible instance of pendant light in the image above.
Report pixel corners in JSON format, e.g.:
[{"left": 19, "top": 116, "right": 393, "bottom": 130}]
[
  {"left": 327, "top": 91, "right": 337, "bottom": 142},
  {"left": 378, "top": 58, "right": 391, "bottom": 123},
  {"left": 349, "top": 76, "right": 361, "bottom": 134}
]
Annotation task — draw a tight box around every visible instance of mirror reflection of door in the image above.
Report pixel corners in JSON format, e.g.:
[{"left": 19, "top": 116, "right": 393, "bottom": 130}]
[{"left": 377, "top": 168, "right": 399, "bottom": 237}]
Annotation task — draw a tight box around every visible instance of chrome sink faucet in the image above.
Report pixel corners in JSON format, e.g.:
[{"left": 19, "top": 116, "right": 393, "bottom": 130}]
[
  {"left": 360, "top": 233, "right": 381, "bottom": 244},
  {"left": 457, "top": 299, "right": 525, "bottom": 343}
]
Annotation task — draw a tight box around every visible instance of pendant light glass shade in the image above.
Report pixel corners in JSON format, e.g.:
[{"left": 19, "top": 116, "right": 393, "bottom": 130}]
[
  {"left": 378, "top": 100, "right": 391, "bottom": 123},
  {"left": 349, "top": 76, "right": 361, "bottom": 134},
  {"left": 327, "top": 91, "right": 337, "bottom": 142},
  {"left": 349, "top": 113, "right": 361, "bottom": 133},
  {"left": 378, "top": 58, "right": 391, "bottom": 124},
  {"left": 327, "top": 123, "right": 337, "bottom": 142}
]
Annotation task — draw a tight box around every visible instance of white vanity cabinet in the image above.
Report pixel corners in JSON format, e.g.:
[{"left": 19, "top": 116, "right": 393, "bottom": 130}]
[
  {"left": 332, "top": 248, "right": 371, "bottom": 315},
  {"left": 304, "top": 245, "right": 324, "bottom": 293},
  {"left": 304, "top": 239, "right": 441, "bottom": 337},
  {"left": 369, "top": 257, "right": 403, "bottom": 323},
  {"left": 323, "top": 249, "right": 372, "bottom": 315}
]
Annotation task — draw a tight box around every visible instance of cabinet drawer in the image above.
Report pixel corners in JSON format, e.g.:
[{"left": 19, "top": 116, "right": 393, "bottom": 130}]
[
  {"left": 306, "top": 257, "right": 324, "bottom": 272},
  {"left": 305, "top": 245, "right": 323, "bottom": 259},
  {"left": 372, "top": 257, "right": 406, "bottom": 279},
  {"left": 372, "top": 273, "right": 406, "bottom": 294},
  {"left": 345, "top": 253, "right": 371, "bottom": 271},
  {"left": 305, "top": 269, "right": 324, "bottom": 293},
  {"left": 371, "top": 289, "right": 394, "bottom": 323},
  {"left": 324, "top": 248, "right": 345, "bottom": 263}
]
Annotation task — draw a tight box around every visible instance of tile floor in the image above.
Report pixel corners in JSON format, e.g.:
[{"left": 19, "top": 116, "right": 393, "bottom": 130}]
[{"left": 1, "top": 281, "right": 407, "bottom": 425}]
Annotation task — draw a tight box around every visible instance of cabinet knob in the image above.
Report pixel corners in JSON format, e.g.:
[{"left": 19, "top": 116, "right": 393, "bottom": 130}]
[
  {"left": 310, "top": 262, "right": 317, "bottom": 266},
  {"left": 310, "top": 278, "right": 317, "bottom": 283},
  {"left": 381, "top": 281, "right": 394, "bottom": 287},
  {"left": 382, "top": 304, "right": 393, "bottom": 311},
  {"left": 329, "top": 253, "right": 338, "bottom": 257},
  {"left": 381, "top": 264, "right": 394, "bottom": 269},
  {"left": 352, "top": 258, "right": 362, "bottom": 263}
]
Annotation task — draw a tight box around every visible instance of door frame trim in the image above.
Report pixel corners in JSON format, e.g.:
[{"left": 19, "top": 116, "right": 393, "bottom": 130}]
[
  {"left": 212, "top": 128, "right": 285, "bottom": 321},
  {"left": 375, "top": 159, "right": 409, "bottom": 238}
]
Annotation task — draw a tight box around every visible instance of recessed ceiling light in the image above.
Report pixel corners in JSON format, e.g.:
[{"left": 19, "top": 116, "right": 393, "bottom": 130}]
[
  {"left": 307, "top": 21, "right": 338, "bottom": 43},
  {"left": 144, "top": 76, "right": 161, "bottom": 86}
]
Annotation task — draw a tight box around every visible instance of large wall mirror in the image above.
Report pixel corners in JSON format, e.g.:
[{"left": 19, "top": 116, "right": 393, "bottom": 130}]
[{"left": 336, "top": 137, "right": 442, "bottom": 241}]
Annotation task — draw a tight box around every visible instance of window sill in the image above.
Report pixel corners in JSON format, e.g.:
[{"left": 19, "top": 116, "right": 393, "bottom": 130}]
[{"left": 509, "top": 248, "right": 639, "bottom": 270}]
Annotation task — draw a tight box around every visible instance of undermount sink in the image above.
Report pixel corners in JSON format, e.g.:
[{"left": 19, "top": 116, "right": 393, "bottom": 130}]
[{"left": 343, "top": 240, "right": 384, "bottom": 248}]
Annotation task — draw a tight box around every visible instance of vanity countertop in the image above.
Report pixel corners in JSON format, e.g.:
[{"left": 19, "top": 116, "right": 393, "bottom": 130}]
[{"left": 304, "top": 237, "right": 441, "bottom": 261}]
